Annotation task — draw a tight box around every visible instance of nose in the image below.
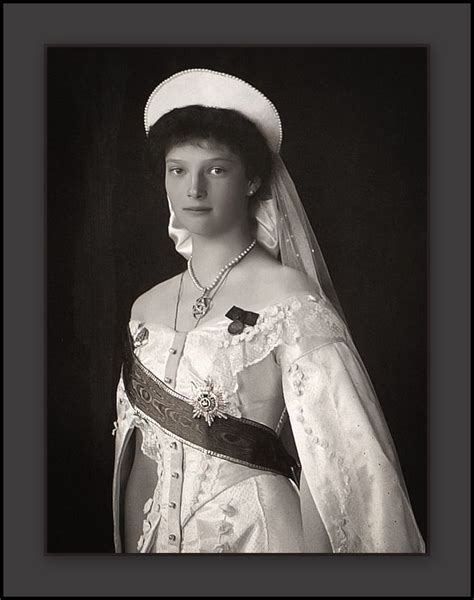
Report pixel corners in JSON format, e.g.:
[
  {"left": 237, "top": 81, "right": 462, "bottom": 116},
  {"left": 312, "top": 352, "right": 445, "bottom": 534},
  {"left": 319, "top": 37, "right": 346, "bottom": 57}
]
[{"left": 187, "top": 172, "right": 207, "bottom": 199}]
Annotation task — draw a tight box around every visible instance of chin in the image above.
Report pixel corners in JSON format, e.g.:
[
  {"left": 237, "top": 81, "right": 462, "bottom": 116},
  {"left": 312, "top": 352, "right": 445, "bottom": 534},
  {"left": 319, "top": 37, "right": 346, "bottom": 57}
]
[{"left": 181, "top": 219, "right": 217, "bottom": 236}]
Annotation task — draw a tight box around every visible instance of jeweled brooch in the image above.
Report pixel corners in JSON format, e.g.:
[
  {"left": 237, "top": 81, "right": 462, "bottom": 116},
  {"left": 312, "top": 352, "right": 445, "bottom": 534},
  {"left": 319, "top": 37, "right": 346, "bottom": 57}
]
[
  {"left": 134, "top": 324, "right": 149, "bottom": 347},
  {"left": 192, "top": 294, "right": 212, "bottom": 319},
  {"left": 190, "top": 377, "right": 228, "bottom": 426}
]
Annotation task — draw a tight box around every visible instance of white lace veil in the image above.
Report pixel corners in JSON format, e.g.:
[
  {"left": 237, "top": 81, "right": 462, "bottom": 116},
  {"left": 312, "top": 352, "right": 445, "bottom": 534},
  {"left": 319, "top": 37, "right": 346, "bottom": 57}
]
[
  {"left": 266, "top": 152, "right": 347, "bottom": 322},
  {"left": 146, "top": 68, "right": 347, "bottom": 325}
]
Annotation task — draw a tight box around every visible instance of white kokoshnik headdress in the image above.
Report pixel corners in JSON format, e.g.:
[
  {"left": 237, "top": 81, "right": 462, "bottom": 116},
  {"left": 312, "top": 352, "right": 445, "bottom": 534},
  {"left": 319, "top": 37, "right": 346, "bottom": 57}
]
[{"left": 144, "top": 68, "right": 346, "bottom": 322}]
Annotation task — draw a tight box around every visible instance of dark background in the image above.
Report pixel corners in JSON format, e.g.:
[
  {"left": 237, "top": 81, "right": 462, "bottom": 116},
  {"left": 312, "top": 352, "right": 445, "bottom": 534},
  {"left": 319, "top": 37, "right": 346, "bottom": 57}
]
[{"left": 47, "top": 46, "right": 427, "bottom": 553}]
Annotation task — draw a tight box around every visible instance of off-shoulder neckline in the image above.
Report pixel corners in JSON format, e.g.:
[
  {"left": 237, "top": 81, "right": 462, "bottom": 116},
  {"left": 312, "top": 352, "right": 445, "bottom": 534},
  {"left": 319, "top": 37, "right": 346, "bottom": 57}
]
[{"left": 129, "top": 290, "right": 319, "bottom": 336}]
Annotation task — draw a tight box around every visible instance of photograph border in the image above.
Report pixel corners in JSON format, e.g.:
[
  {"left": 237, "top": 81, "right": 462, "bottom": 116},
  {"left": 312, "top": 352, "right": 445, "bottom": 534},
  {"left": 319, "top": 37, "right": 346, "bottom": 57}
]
[{"left": 4, "top": 4, "right": 470, "bottom": 597}]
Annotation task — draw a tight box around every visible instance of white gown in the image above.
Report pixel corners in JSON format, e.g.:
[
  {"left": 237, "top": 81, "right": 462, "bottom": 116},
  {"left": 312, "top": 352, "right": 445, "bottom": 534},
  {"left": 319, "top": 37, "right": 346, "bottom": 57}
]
[{"left": 112, "top": 290, "right": 426, "bottom": 553}]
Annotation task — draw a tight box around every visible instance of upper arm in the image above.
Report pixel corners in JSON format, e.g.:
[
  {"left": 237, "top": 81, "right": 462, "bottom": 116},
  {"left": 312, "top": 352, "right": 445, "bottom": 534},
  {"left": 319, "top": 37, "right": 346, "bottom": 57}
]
[{"left": 130, "top": 293, "right": 147, "bottom": 321}]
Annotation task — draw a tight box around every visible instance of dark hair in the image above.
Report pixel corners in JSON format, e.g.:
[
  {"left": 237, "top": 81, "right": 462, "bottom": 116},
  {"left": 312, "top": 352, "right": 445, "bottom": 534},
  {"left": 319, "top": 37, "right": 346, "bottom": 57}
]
[{"left": 144, "top": 105, "right": 273, "bottom": 197}]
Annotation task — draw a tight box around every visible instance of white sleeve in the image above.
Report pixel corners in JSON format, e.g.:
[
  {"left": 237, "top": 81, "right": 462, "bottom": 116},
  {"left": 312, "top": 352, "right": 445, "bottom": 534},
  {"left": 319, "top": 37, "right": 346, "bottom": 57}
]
[{"left": 279, "top": 337, "right": 426, "bottom": 553}]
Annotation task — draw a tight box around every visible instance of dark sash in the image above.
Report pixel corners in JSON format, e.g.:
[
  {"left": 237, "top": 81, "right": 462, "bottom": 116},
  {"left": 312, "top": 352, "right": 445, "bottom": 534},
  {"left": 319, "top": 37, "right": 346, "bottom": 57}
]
[{"left": 123, "top": 325, "right": 300, "bottom": 484}]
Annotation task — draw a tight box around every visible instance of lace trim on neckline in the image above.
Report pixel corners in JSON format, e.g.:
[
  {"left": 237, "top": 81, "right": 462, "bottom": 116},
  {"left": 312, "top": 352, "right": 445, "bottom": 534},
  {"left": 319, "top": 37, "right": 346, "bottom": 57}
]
[{"left": 129, "top": 290, "right": 320, "bottom": 336}]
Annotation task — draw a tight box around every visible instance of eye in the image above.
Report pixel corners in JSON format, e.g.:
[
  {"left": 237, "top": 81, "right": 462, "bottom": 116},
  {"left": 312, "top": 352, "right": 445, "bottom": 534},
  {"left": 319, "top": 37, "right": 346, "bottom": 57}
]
[
  {"left": 168, "top": 167, "right": 184, "bottom": 175},
  {"left": 209, "top": 167, "right": 225, "bottom": 175}
]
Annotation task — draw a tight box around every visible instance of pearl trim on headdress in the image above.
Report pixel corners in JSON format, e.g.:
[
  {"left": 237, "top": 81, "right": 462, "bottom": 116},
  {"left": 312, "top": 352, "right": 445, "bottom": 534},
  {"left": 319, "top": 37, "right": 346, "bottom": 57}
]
[{"left": 143, "top": 68, "right": 283, "bottom": 153}]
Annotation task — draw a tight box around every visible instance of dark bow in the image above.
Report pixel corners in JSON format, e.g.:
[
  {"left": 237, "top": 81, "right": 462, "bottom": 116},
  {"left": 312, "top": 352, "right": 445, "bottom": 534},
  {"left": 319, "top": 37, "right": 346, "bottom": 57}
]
[{"left": 225, "top": 306, "right": 260, "bottom": 335}]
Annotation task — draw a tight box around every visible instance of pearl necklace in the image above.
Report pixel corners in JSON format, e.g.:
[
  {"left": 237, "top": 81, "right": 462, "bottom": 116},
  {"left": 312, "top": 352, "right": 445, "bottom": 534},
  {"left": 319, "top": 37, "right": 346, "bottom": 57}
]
[{"left": 187, "top": 239, "right": 257, "bottom": 319}]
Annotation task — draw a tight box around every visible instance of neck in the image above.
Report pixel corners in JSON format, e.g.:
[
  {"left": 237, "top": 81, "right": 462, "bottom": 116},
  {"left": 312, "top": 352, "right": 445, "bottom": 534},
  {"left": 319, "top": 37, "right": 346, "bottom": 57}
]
[{"left": 189, "top": 228, "right": 255, "bottom": 287}]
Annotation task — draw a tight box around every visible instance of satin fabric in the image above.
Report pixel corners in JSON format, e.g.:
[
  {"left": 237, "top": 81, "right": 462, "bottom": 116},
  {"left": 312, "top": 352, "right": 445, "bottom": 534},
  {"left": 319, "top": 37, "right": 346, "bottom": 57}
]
[{"left": 112, "top": 291, "right": 426, "bottom": 553}]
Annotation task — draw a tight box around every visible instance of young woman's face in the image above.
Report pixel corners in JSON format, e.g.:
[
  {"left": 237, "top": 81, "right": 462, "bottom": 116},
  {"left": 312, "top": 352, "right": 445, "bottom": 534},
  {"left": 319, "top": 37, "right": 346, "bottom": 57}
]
[{"left": 165, "top": 139, "right": 255, "bottom": 237}]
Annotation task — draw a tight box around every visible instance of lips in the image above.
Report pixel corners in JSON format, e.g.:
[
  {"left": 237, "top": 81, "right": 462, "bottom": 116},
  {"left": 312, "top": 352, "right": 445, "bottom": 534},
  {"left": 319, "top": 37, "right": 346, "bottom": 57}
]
[{"left": 183, "top": 207, "right": 212, "bottom": 212}]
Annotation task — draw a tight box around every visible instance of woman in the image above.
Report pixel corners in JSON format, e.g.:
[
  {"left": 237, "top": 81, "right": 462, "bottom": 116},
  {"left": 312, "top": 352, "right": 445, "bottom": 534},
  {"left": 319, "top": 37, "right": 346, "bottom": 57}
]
[{"left": 112, "top": 68, "right": 426, "bottom": 553}]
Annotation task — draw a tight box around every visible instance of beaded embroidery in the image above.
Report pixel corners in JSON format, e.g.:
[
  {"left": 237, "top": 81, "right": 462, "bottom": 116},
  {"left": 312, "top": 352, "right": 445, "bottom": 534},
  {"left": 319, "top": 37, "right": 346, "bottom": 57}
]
[
  {"left": 213, "top": 501, "right": 237, "bottom": 552},
  {"left": 288, "top": 363, "right": 305, "bottom": 396}
]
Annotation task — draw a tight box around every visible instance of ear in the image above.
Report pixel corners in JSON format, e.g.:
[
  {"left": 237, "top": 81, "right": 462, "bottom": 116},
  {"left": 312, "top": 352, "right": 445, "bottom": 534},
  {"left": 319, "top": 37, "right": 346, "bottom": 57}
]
[{"left": 248, "top": 176, "right": 262, "bottom": 197}]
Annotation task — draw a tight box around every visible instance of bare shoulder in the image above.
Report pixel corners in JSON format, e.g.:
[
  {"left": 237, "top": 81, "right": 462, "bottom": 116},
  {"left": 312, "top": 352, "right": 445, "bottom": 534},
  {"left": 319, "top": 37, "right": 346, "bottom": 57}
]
[
  {"left": 243, "top": 248, "right": 314, "bottom": 303},
  {"left": 130, "top": 272, "right": 183, "bottom": 322},
  {"left": 271, "top": 264, "right": 314, "bottom": 296},
  {"left": 254, "top": 252, "right": 312, "bottom": 291}
]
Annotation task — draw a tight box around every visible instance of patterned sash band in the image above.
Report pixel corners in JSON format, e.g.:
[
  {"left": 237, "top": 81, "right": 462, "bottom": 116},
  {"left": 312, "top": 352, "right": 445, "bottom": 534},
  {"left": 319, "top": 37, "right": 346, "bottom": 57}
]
[{"left": 123, "top": 326, "right": 300, "bottom": 484}]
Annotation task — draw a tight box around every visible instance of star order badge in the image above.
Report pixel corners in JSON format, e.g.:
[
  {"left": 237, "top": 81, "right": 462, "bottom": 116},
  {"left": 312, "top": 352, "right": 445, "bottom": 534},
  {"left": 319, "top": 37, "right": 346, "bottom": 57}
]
[{"left": 190, "top": 377, "right": 229, "bottom": 426}]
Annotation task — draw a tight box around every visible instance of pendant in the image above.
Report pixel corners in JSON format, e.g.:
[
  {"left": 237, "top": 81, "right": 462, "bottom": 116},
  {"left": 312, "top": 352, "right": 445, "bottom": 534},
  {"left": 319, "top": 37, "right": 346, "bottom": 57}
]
[{"left": 192, "top": 293, "right": 211, "bottom": 319}]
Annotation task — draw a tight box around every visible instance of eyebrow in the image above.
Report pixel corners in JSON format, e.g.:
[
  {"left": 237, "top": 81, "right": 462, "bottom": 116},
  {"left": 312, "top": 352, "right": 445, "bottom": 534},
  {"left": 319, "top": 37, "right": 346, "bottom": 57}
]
[{"left": 165, "top": 157, "right": 236, "bottom": 163}]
